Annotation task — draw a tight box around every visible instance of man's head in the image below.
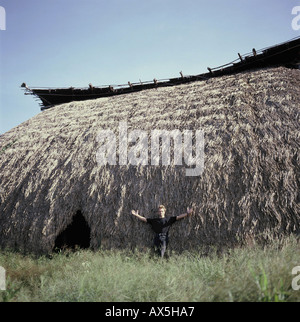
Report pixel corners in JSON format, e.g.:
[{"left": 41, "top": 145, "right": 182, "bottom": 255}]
[{"left": 157, "top": 205, "right": 166, "bottom": 218}]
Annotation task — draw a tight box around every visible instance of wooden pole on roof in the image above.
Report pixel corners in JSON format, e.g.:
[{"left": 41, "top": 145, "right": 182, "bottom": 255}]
[{"left": 21, "top": 82, "right": 29, "bottom": 90}]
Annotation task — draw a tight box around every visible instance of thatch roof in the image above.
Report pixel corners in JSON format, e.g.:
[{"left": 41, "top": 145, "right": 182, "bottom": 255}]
[
  {"left": 22, "top": 36, "right": 300, "bottom": 110},
  {"left": 0, "top": 67, "right": 299, "bottom": 254}
]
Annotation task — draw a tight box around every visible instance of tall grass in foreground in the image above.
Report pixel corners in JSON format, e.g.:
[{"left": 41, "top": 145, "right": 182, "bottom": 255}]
[{"left": 0, "top": 236, "right": 299, "bottom": 302}]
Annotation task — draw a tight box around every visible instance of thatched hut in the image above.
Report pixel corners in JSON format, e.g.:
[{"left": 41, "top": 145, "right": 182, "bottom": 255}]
[{"left": 0, "top": 67, "right": 299, "bottom": 254}]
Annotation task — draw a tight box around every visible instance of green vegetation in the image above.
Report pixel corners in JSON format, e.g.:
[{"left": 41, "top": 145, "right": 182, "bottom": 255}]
[
  {"left": 0, "top": 236, "right": 299, "bottom": 302},
  {"left": 0, "top": 139, "right": 18, "bottom": 155}
]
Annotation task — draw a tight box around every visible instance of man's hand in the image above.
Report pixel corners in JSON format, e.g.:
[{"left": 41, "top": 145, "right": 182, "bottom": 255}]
[
  {"left": 176, "top": 207, "right": 193, "bottom": 220},
  {"left": 131, "top": 210, "right": 147, "bottom": 222},
  {"left": 131, "top": 210, "right": 138, "bottom": 216},
  {"left": 187, "top": 207, "right": 193, "bottom": 215}
]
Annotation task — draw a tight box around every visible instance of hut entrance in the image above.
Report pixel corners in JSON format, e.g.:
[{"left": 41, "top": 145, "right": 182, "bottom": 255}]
[{"left": 54, "top": 211, "right": 91, "bottom": 251}]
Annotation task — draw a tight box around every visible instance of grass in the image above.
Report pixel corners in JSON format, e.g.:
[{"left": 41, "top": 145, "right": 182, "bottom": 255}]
[{"left": 0, "top": 236, "right": 299, "bottom": 302}]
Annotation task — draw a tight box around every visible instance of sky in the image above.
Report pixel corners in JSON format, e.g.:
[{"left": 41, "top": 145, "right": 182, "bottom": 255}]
[{"left": 0, "top": 0, "right": 299, "bottom": 134}]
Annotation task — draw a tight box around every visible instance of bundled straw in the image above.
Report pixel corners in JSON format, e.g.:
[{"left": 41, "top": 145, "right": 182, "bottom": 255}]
[{"left": 0, "top": 67, "right": 299, "bottom": 254}]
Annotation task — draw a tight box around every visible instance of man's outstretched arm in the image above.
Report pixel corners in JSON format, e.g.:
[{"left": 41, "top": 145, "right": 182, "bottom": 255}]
[
  {"left": 131, "top": 210, "right": 147, "bottom": 223},
  {"left": 176, "top": 207, "right": 193, "bottom": 220}
]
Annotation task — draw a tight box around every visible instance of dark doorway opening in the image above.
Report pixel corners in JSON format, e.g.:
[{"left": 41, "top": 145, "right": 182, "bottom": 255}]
[{"left": 54, "top": 211, "right": 91, "bottom": 251}]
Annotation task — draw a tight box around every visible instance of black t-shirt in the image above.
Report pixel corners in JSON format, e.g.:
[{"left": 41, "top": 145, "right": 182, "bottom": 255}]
[{"left": 146, "top": 216, "right": 177, "bottom": 234}]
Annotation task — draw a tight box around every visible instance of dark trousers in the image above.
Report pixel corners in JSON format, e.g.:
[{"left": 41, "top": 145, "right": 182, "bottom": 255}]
[{"left": 154, "top": 233, "right": 168, "bottom": 258}]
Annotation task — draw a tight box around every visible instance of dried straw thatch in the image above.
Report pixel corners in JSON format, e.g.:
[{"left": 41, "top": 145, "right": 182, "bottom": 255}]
[{"left": 0, "top": 67, "right": 299, "bottom": 254}]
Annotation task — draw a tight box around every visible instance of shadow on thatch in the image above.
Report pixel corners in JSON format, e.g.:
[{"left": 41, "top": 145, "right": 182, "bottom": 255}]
[{"left": 0, "top": 67, "right": 299, "bottom": 254}]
